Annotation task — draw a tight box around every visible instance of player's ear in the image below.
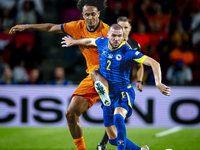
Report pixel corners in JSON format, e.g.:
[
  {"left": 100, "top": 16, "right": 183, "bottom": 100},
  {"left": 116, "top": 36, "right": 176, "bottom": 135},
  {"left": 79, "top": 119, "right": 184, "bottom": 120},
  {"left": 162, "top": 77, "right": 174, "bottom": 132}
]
[
  {"left": 82, "top": 12, "right": 85, "bottom": 19},
  {"left": 98, "top": 11, "right": 100, "bottom": 17}
]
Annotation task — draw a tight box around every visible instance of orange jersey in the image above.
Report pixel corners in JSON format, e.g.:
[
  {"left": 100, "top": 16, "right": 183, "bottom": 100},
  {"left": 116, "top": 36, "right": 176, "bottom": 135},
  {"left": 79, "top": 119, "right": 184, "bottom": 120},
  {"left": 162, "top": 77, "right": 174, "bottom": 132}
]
[{"left": 61, "top": 20, "right": 109, "bottom": 73}]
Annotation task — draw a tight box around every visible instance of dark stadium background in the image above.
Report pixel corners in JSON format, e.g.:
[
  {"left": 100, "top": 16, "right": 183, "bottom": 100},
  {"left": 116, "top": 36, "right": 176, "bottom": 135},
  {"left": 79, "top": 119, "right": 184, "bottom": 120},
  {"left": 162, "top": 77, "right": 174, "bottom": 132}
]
[{"left": 0, "top": 0, "right": 200, "bottom": 150}]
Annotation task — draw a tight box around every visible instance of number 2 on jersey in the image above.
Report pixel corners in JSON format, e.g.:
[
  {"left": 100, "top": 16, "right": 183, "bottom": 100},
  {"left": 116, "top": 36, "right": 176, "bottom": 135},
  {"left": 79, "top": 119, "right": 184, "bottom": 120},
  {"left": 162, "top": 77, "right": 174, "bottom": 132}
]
[{"left": 107, "top": 60, "right": 111, "bottom": 70}]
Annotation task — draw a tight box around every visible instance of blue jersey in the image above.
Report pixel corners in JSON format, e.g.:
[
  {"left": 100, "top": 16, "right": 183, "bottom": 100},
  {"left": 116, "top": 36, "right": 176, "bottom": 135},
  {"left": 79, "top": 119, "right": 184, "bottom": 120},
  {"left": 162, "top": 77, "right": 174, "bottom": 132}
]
[
  {"left": 94, "top": 37, "right": 147, "bottom": 93},
  {"left": 94, "top": 37, "right": 147, "bottom": 125}
]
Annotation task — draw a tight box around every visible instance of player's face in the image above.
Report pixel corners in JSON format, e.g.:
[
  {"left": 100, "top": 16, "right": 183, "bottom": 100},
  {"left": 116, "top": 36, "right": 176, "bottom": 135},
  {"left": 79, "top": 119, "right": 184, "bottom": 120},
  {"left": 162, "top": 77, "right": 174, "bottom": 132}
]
[
  {"left": 107, "top": 28, "right": 123, "bottom": 49},
  {"left": 117, "top": 21, "right": 131, "bottom": 38},
  {"left": 82, "top": 5, "right": 100, "bottom": 30}
]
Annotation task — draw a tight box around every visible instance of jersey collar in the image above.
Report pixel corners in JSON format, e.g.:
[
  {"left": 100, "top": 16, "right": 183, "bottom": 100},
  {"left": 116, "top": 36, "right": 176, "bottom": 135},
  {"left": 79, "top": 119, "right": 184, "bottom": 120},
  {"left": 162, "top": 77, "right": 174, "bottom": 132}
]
[
  {"left": 86, "top": 19, "right": 100, "bottom": 33},
  {"left": 108, "top": 40, "right": 126, "bottom": 51}
]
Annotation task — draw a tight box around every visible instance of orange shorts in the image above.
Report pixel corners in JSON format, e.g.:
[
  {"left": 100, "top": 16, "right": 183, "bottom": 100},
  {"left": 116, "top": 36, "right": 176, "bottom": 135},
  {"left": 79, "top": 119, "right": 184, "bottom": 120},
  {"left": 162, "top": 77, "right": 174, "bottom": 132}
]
[{"left": 71, "top": 74, "right": 101, "bottom": 108}]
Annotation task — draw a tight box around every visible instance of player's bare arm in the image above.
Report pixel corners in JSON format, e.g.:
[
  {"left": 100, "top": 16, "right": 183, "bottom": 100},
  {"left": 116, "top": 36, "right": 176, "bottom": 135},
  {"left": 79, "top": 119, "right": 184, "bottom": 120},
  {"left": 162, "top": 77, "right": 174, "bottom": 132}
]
[
  {"left": 9, "top": 24, "right": 62, "bottom": 34},
  {"left": 143, "top": 57, "right": 171, "bottom": 96},
  {"left": 136, "top": 64, "right": 144, "bottom": 92},
  {"left": 61, "top": 36, "right": 96, "bottom": 47}
]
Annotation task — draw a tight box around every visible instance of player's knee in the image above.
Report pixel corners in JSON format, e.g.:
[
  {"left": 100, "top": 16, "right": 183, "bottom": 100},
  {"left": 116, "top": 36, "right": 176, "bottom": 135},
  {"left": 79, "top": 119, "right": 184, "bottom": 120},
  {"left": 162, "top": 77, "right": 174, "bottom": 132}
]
[
  {"left": 65, "top": 110, "right": 71, "bottom": 120},
  {"left": 114, "top": 114, "right": 124, "bottom": 123},
  {"left": 94, "top": 68, "right": 100, "bottom": 74},
  {"left": 91, "top": 68, "right": 100, "bottom": 77},
  {"left": 114, "top": 114, "right": 125, "bottom": 127},
  {"left": 65, "top": 110, "right": 77, "bottom": 123},
  {"left": 109, "top": 138, "right": 117, "bottom": 146}
]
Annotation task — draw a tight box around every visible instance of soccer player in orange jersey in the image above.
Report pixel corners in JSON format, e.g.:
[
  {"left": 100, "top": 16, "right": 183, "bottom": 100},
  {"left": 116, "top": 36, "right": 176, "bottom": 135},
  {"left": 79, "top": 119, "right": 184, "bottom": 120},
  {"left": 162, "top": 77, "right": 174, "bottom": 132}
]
[{"left": 9, "top": 0, "right": 109, "bottom": 150}]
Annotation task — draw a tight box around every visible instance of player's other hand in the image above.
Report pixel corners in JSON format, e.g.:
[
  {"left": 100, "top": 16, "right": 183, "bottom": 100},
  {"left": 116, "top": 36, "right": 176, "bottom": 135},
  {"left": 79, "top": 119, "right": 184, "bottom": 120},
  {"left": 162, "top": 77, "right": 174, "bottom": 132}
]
[
  {"left": 156, "top": 83, "right": 171, "bottom": 96},
  {"left": 136, "top": 82, "right": 143, "bottom": 92},
  {"left": 61, "top": 36, "right": 74, "bottom": 47},
  {"left": 9, "top": 25, "right": 26, "bottom": 34}
]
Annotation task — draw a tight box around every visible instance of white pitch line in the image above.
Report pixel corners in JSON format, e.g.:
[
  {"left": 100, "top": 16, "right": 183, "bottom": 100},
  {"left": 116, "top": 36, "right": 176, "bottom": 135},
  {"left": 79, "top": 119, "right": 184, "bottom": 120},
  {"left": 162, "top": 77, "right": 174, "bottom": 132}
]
[{"left": 155, "top": 126, "right": 183, "bottom": 137}]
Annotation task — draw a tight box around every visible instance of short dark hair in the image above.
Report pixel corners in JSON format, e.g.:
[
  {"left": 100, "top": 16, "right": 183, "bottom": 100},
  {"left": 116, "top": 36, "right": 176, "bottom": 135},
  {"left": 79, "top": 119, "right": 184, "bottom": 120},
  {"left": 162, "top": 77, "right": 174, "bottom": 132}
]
[
  {"left": 117, "top": 16, "right": 131, "bottom": 25},
  {"left": 108, "top": 24, "right": 123, "bottom": 31},
  {"left": 77, "top": 0, "right": 107, "bottom": 11}
]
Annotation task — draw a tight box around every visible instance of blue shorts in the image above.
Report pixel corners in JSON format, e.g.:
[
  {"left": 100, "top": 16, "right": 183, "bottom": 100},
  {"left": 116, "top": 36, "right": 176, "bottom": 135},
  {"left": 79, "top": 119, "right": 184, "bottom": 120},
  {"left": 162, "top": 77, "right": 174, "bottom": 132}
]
[{"left": 103, "top": 86, "right": 135, "bottom": 127}]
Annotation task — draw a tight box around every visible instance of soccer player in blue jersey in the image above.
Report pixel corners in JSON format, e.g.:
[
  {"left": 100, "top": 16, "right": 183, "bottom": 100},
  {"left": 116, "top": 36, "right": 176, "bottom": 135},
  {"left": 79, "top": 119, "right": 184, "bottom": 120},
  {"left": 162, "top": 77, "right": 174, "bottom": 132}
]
[
  {"left": 97, "top": 16, "right": 144, "bottom": 150},
  {"left": 61, "top": 24, "right": 171, "bottom": 150}
]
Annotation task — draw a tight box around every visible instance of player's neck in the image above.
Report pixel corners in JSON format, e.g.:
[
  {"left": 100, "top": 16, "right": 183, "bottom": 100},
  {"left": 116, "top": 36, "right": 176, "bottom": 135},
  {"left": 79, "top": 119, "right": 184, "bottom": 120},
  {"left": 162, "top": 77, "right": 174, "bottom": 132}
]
[
  {"left": 86, "top": 20, "right": 100, "bottom": 32},
  {"left": 87, "top": 25, "right": 97, "bottom": 31},
  {"left": 108, "top": 43, "right": 113, "bottom": 49}
]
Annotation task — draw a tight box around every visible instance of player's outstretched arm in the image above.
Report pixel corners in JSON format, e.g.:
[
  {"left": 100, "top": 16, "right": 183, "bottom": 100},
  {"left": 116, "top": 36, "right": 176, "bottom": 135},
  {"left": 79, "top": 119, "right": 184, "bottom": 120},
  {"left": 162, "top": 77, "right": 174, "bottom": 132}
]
[
  {"left": 143, "top": 57, "right": 171, "bottom": 96},
  {"left": 61, "top": 36, "right": 96, "bottom": 47},
  {"left": 136, "top": 64, "right": 144, "bottom": 92},
  {"left": 9, "top": 24, "right": 62, "bottom": 34}
]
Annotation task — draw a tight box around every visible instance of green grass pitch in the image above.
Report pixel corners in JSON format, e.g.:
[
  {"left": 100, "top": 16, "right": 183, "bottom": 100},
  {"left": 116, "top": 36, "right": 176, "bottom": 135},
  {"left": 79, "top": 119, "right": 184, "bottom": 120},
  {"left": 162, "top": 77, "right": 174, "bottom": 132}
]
[{"left": 0, "top": 128, "right": 199, "bottom": 150}]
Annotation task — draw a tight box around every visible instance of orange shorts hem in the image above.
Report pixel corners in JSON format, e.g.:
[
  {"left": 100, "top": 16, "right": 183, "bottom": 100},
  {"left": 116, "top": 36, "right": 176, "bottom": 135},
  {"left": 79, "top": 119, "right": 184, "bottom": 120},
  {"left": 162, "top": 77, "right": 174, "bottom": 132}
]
[{"left": 71, "top": 75, "right": 100, "bottom": 108}]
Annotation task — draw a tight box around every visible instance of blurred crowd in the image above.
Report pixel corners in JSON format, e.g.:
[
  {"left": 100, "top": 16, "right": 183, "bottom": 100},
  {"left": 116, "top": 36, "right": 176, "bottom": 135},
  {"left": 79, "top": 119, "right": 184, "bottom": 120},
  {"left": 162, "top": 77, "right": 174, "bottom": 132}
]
[{"left": 0, "top": 0, "right": 200, "bottom": 86}]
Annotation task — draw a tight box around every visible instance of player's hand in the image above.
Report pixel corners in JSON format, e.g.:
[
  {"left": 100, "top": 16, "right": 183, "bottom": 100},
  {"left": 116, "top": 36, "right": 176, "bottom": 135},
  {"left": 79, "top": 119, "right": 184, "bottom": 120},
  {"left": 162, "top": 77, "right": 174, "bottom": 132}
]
[
  {"left": 9, "top": 25, "right": 27, "bottom": 34},
  {"left": 156, "top": 83, "right": 171, "bottom": 96},
  {"left": 136, "top": 82, "right": 143, "bottom": 92},
  {"left": 61, "top": 36, "right": 74, "bottom": 47}
]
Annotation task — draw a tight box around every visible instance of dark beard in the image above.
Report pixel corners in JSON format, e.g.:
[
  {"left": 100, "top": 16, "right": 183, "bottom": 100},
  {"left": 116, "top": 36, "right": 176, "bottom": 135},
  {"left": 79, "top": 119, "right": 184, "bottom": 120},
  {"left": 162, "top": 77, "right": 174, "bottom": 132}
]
[{"left": 109, "top": 40, "right": 120, "bottom": 49}]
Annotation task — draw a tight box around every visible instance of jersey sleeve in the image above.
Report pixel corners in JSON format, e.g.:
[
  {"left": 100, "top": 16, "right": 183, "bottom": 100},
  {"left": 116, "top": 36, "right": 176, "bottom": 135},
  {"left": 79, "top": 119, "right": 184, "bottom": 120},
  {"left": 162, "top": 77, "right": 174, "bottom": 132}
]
[
  {"left": 93, "top": 37, "right": 103, "bottom": 46},
  {"left": 127, "top": 48, "right": 147, "bottom": 64},
  {"left": 61, "top": 21, "right": 78, "bottom": 37}
]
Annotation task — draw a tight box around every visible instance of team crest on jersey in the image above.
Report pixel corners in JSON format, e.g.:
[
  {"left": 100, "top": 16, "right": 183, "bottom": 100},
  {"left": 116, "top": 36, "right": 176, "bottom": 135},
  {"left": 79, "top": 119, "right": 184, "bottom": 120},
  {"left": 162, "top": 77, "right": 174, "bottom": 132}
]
[
  {"left": 116, "top": 54, "right": 122, "bottom": 61},
  {"left": 108, "top": 54, "right": 113, "bottom": 59}
]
